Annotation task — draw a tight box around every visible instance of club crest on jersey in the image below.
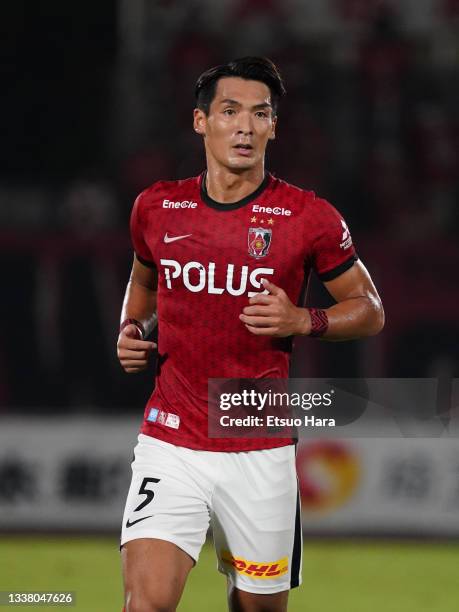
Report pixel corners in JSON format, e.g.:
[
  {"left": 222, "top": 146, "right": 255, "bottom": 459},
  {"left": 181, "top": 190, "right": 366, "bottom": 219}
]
[{"left": 248, "top": 227, "right": 272, "bottom": 259}]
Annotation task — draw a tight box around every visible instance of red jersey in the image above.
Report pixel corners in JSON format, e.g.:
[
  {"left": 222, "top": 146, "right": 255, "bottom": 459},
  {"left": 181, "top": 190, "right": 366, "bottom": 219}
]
[{"left": 130, "top": 172, "right": 357, "bottom": 451}]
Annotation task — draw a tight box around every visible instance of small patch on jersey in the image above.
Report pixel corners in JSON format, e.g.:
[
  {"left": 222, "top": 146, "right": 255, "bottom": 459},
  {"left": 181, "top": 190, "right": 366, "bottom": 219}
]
[
  {"left": 147, "top": 407, "right": 159, "bottom": 422},
  {"left": 248, "top": 227, "right": 272, "bottom": 258},
  {"left": 157, "top": 410, "right": 168, "bottom": 425},
  {"left": 340, "top": 220, "right": 353, "bottom": 249},
  {"left": 148, "top": 408, "right": 180, "bottom": 429},
  {"left": 221, "top": 551, "right": 289, "bottom": 579},
  {"left": 165, "top": 413, "right": 180, "bottom": 429}
]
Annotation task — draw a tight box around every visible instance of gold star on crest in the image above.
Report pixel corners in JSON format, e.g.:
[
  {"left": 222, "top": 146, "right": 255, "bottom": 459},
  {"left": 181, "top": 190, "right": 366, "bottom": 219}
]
[
  {"left": 260, "top": 219, "right": 264, "bottom": 224},
  {"left": 268, "top": 218, "right": 274, "bottom": 225},
  {"left": 251, "top": 216, "right": 257, "bottom": 223}
]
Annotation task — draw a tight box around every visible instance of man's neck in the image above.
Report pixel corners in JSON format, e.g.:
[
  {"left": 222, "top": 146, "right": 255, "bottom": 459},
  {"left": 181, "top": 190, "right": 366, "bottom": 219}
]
[{"left": 205, "top": 162, "right": 265, "bottom": 204}]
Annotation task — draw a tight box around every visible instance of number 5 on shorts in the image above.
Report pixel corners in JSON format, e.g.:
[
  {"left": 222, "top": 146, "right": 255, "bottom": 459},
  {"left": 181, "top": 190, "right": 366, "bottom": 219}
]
[{"left": 134, "top": 477, "right": 161, "bottom": 512}]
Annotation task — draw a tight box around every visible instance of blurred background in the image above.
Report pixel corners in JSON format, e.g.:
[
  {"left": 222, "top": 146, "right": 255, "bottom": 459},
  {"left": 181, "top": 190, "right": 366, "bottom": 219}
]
[{"left": 1, "top": 0, "right": 459, "bottom": 610}]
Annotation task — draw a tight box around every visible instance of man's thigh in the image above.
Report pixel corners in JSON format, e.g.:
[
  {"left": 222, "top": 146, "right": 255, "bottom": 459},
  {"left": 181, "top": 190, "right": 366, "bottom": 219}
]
[
  {"left": 121, "top": 435, "right": 211, "bottom": 561},
  {"left": 212, "top": 444, "right": 302, "bottom": 597},
  {"left": 122, "top": 538, "right": 194, "bottom": 611},
  {"left": 120, "top": 435, "right": 213, "bottom": 609}
]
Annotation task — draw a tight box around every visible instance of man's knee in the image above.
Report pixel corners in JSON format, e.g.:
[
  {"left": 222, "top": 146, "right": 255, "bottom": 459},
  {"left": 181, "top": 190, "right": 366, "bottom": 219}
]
[
  {"left": 124, "top": 571, "right": 183, "bottom": 612},
  {"left": 228, "top": 585, "right": 289, "bottom": 612},
  {"left": 125, "top": 591, "right": 176, "bottom": 612}
]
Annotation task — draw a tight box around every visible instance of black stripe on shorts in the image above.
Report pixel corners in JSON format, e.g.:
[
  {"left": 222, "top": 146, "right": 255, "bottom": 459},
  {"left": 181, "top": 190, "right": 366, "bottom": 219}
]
[{"left": 290, "top": 484, "right": 302, "bottom": 589}]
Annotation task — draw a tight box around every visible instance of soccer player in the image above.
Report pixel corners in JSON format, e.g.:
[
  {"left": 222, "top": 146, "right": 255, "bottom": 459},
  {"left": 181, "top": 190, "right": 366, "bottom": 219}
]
[{"left": 117, "top": 57, "right": 384, "bottom": 612}]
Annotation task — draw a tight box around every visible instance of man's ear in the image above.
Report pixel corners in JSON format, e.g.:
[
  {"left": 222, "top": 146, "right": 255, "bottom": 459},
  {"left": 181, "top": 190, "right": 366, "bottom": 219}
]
[
  {"left": 193, "top": 108, "right": 206, "bottom": 135},
  {"left": 269, "top": 116, "right": 277, "bottom": 140}
]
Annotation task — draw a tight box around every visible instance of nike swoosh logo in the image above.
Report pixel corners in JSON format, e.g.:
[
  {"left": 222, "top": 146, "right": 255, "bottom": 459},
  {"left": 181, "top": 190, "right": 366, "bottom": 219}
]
[
  {"left": 163, "top": 233, "right": 192, "bottom": 244},
  {"left": 125, "top": 515, "right": 154, "bottom": 528}
]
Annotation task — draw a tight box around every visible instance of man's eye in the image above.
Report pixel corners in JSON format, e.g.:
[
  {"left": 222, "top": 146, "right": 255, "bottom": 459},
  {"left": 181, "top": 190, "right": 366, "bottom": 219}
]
[
  {"left": 223, "top": 108, "right": 235, "bottom": 115},
  {"left": 255, "top": 111, "right": 268, "bottom": 118}
]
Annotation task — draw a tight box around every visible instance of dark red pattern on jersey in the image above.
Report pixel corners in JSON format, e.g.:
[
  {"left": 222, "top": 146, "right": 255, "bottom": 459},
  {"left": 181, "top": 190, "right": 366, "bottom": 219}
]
[{"left": 130, "top": 173, "right": 357, "bottom": 451}]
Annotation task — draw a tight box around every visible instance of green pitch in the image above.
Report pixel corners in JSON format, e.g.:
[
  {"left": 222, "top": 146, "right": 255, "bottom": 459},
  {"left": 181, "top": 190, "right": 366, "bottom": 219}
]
[{"left": 1, "top": 537, "right": 458, "bottom": 611}]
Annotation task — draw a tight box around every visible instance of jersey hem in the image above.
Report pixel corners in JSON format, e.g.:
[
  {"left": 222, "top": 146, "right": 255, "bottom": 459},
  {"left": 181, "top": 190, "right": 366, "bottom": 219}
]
[{"left": 139, "top": 426, "right": 295, "bottom": 452}]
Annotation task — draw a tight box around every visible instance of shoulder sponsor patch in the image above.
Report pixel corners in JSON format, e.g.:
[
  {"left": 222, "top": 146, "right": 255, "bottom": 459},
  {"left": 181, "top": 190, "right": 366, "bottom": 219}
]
[{"left": 340, "top": 220, "right": 353, "bottom": 249}]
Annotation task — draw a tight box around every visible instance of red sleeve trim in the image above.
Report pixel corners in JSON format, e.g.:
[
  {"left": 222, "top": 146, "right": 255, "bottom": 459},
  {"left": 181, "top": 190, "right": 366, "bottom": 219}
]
[{"left": 318, "top": 254, "right": 358, "bottom": 281}]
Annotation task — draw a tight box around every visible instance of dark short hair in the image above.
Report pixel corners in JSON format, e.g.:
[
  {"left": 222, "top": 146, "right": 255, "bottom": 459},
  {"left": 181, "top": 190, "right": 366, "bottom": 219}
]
[{"left": 195, "top": 56, "right": 286, "bottom": 116}]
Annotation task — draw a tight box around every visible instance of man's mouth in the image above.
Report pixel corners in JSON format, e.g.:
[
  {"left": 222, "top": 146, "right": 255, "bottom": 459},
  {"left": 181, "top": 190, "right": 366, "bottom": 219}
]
[{"left": 233, "top": 144, "right": 254, "bottom": 156}]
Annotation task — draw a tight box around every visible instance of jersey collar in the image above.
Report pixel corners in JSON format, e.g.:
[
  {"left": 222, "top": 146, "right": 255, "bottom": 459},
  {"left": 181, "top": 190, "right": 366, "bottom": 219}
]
[{"left": 200, "top": 171, "right": 270, "bottom": 211}]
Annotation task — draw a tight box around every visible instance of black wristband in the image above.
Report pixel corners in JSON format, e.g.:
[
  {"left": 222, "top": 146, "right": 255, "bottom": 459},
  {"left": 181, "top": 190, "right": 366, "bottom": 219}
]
[
  {"left": 308, "top": 308, "right": 328, "bottom": 338},
  {"left": 120, "top": 318, "right": 145, "bottom": 339}
]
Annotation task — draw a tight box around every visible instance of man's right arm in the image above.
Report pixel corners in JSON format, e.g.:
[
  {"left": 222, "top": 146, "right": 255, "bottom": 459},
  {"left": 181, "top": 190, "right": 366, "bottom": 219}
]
[{"left": 117, "top": 255, "right": 158, "bottom": 374}]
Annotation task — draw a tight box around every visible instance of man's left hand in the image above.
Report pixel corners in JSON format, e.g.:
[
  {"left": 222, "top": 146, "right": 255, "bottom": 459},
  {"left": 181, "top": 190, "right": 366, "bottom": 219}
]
[{"left": 240, "top": 278, "right": 311, "bottom": 337}]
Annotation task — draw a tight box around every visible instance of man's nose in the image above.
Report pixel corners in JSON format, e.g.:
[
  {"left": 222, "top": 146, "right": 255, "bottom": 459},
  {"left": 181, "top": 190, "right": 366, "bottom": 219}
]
[{"left": 236, "top": 112, "right": 253, "bottom": 134}]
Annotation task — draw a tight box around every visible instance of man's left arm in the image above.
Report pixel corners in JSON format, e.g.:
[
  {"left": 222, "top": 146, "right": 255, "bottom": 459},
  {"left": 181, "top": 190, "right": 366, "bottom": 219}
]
[{"left": 239, "top": 260, "right": 384, "bottom": 340}]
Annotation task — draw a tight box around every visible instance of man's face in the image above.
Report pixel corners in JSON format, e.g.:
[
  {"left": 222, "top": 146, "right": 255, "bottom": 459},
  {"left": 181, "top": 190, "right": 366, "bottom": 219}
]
[{"left": 193, "top": 77, "right": 277, "bottom": 171}]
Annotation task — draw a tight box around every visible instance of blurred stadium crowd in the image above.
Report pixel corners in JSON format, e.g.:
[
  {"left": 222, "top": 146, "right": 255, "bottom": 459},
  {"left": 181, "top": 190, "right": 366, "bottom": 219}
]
[{"left": 1, "top": 0, "right": 458, "bottom": 412}]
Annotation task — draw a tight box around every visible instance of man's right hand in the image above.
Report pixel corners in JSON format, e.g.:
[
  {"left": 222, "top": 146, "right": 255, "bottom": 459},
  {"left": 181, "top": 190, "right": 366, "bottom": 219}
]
[{"left": 117, "top": 324, "right": 157, "bottom": 373}]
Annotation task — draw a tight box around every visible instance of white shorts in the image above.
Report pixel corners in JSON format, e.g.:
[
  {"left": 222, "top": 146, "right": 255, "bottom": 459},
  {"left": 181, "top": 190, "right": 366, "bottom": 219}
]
[{"left": 121, "top": 434, "right": 302, "bottom": 594}]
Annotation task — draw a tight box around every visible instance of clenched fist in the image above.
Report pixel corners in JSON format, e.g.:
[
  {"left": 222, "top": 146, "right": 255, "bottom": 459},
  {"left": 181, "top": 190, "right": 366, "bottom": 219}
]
[
  {"left": 117, "top": 324, "right": 157, "bottom": 373},
  {"left": 239, "top": 278, "right": 310, "bottom": 337}
]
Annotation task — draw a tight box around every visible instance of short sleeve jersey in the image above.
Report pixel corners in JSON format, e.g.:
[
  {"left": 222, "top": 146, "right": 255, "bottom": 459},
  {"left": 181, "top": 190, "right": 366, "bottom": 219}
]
[{"left": 130, "top": 172, "right": 357, "bottom": 451}]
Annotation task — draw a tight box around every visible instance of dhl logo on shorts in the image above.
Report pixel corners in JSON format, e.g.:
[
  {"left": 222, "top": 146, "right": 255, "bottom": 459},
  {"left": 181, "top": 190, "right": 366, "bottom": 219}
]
[{"left": 221, "top": 551, "right": 288, "bottom": 579}]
